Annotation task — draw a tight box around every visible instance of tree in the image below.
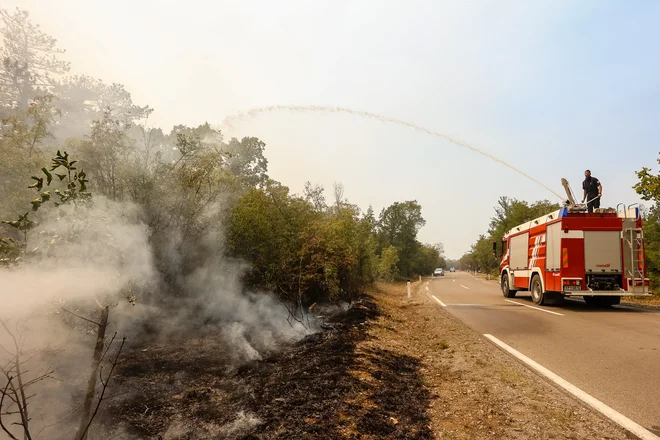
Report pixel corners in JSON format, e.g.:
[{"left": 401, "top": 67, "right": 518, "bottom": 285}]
[
  {"left": 76, "top": 111, "right": 133, "bottom": 201},
  {"left": 355, "top": 207, "right": 378, "bottom": 285},
  {"left": 488, "top": 196, "right": 560, "bottom": 242},
  {"left": 0, "top": 93, "right": 59, "bottom": 157},
  {"left": 634, "top": 159, "right": 660, "bottom": 203},
  {"left": 432, "top": 242, "right": 445, "bottom": 258},
  {"left": 378, "top": 201, "right": 426, "bottom": 277},
  {"left": 152, "top": 128, "right": 235, "bottom": 282},
  {"left": 638, "top": 206, "right": 660, "bottom": 288},
  {"left": 226, "top": 181, "right": 304, "bottom": 298},
  {"left": 0, "top": 8, "right": 70, "bottom": 109},
  {"left": 459, "top": 252, "right": 476, "bottom": 271},
  {"left": 168, "top": 122, "right": 223, "bottom": 160},
  {"left": 304, "top": 181, "right": 326, "bottom": 212},
  {"left": 331, "top": 181, "right": 347, "bottom": 214},
  {"left": 412, "top": 243, "right": 444, "bottom": 276},
  {"left": 224, "top": 136, "right": 269, "bottom": 188},
  {"left": 471, "top": 235, "right": 498, "bottom": 273},
  {"left": 0, "top": 94, "right": 59, "bottom": 234},
  {"left": 227, "top": 180, "right": 378, "bottom": 306},
  {"left": 634, "top": 158, "right": 660, "bottom": 289},
  {"left": 377, "top": 245, "right": 399, "bottom": 282},
  {"left": 363, "top": 206, "right": 377, "bottom": 235},
  {"left": 55, "top": 75, "right": 152, "bottom": 136}
]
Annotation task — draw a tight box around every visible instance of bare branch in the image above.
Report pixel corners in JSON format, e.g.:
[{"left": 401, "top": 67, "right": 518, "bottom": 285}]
[
  {"left": 75, "top": 308, "right": 109, "bottom": 440},
  {"left": 1, "top": 360, "right": 15, "bottom": 373},
  {"left": 0, "top": 319, "right": 32, "bottom": 440},
  {"left": 99, "top": 333, "right": 117, "bottom": 365},
  {"left": 78, "top": 337, "right": 126, "bottom": 440},
  {"left": 35, "top": 403, "right": 82, "bottom": 437},
  {"left": 275, "top": 288, "right": 309, "bottom": 330},
  {"left": 100, "top": 391, "right": 129, "bottom": 401},
  {"left": 98, "top": 366, "right": 106, "bottom": 388},
  {"left": 0, "top": 321, "right": 17, "bottom": 350},
  {"left": 60, "top": 308, "right": 102, "bottom": 327},
  {"left": 0, "top": 377, "right": 19, "bottom": 440},
  {"left": 16, "top": 351, "right": 43, "bottom": 366},
  {"left": 0, "top": 342, "right": 14, "bottom": 358},
  {"left": 23, "top": 371, "right": 54, "bottom": 388}
]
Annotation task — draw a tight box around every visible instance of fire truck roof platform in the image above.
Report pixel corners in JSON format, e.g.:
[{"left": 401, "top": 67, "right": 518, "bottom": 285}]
[{"left": 503, "top": 206, "right": 641, "bottom": 239}]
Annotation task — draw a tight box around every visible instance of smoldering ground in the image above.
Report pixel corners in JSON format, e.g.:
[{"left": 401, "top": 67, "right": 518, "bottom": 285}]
[
  {"left": 99, "top": 293, "right": 402, "bottom": 440},
  {"left": 0, "top": 196, "right": 317, "bottom": 439}
]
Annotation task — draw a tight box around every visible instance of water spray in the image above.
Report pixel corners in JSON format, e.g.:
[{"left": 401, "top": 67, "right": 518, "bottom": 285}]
[{"left": 222, "top": 105, "right": 566, "bottom": 201}]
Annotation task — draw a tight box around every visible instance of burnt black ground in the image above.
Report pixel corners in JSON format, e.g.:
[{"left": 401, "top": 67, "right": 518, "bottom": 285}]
[{"left": 100, "top": 295, "right": 433, "bottom": 439}]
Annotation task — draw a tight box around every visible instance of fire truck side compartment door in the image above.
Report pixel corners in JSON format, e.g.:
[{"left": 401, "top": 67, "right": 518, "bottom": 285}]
[
  {"left": 545, "top": 223, "right": 561, "bottom": 291},
  {"left": 584, "top": 231, "right": 622, "bottom": 272},
  {"left": 546, "top": 223, "right": 561, "bottom": 271},
  {"left": 510, "top": 232, "right": 529, "bottom": 270}
]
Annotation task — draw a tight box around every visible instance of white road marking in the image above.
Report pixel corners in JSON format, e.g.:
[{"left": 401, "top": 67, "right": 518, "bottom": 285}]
[
  {"left": 446, "top": 304, "right": 490, "bottom": 306},
  {"left": 425, "top": 286, "right": 429, "bottom": 291},
  {"left": 504, "top": 299, "right": 564, "bottom": 316},
  {"left": 431, "top": 295, "right": 446, "bottom": 307},
  {"left": 467, "top": 272, "right": 494, "bottom": 284},
  {"left": 460, "top": 285, "right": 470, "bottom": 290},
  {"left": 483, "top": 334, "right": 660, "bottom": 440}
]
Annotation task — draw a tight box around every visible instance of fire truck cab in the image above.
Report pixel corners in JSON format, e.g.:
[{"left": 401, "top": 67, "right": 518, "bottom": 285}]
[{"left": 496, "top": 202, "right": 651, "bottom": 307}]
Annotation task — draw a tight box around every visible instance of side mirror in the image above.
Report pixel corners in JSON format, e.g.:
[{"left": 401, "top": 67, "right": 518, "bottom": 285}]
[{"left": 492, "top": 241, "right": 497, "bottom": 257}]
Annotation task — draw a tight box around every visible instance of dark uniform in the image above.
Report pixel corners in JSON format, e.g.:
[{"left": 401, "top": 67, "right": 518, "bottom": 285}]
[{"left": 582, "top": 176, "right": 601, "bottom": 213}]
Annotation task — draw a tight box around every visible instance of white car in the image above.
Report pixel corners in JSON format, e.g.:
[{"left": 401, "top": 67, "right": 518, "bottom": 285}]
[{"left": 433, "top": 268, "right": 444, "bottom": 277}]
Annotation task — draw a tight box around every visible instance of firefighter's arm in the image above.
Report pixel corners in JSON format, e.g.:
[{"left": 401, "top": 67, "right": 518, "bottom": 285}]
[
  {"left": 598, "top": 182, "right": 602, "bottom": 197},
  {"left": 582, "top": 188, "right": 586, "bottom": 202}
]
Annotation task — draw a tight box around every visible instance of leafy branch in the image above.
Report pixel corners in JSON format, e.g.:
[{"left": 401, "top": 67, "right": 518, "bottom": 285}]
[{"left": 1, "top": 150, "right": 91, "bottom": 262}]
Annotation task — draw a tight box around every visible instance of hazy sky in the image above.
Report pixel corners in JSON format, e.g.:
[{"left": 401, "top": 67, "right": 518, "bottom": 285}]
[{"left": 6, "top": 0, "right": 660, "bottom": 258}]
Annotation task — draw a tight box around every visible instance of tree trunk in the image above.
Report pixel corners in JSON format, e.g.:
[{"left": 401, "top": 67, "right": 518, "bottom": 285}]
[{"left": 75, "top": 306, "right": 109, "bottom": 440}]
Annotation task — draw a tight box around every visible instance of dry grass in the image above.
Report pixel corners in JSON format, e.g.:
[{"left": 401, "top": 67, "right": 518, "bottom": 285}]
[{"left": 622, "top": 294, "right": 660, "bottom": 308}]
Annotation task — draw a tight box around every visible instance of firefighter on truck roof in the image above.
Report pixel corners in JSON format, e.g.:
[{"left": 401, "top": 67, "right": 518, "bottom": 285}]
[{"left": 582, "top": 169, "right": 602, "bottom": 213}]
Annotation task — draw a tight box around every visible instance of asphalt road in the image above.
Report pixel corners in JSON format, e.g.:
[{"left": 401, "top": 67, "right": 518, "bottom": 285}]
[{"left": 427, "top": 271, "right": 660, "bottom": 436}]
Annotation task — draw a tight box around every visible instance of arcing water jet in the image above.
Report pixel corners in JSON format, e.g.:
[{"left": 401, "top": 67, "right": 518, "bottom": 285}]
[{"left": 222, "top": 105, "right": 566, "bottom": 201}]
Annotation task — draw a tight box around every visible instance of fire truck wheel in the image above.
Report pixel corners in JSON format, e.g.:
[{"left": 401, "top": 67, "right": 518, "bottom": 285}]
[
  {"left": 530, "top": 276, "right": 545, "bottom": 305},
  {"left": 501, "top": 274, "right": 516, "bottom": 298}
]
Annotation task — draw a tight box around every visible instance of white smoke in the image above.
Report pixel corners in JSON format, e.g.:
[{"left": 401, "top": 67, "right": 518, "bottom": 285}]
[
  {"left": 0, "top": 197, "right": 156, "bottom": 319},
  {"left": 0, "top": 194, "right": 315, "bottom": 439}
]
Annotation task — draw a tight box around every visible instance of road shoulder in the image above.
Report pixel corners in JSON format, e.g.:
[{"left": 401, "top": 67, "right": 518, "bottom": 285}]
[{"left": 366, "top": 281, "right": 634, "bottom": 439}]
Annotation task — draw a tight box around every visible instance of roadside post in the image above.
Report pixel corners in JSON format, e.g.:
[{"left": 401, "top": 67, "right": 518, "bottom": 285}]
[{"left": 407, "top": 280, "right": 411, "bottom": 300}]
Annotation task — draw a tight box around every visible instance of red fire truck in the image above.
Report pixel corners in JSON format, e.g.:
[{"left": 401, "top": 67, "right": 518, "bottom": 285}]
[{"left": 496, "top": 180, "right": 651, "bottom": 307}]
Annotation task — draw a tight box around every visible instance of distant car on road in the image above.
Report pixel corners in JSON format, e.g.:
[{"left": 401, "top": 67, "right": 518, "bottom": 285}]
[
  {"left": 449, "top": 267, "right": 455, "bottom": 272},
  {"left": 433, "top": 268, "right": 444, "bottom": 277}
]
